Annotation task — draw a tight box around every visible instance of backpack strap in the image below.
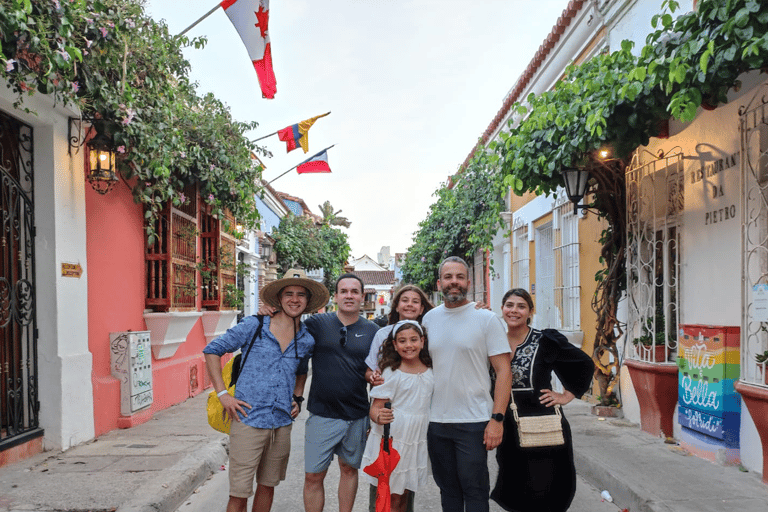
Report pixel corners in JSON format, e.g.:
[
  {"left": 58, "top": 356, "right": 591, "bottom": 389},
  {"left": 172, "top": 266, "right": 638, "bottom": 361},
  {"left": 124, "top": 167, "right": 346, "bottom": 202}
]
[{"left": 231, "top": 315, "right": 264, "bottom": 387}]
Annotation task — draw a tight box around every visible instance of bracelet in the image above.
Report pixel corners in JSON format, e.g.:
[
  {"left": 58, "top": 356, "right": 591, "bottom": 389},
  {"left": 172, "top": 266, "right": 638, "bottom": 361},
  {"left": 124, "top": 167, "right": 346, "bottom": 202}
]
[{"left": 217, "top": 389, "right": 229, "bottom": 398}]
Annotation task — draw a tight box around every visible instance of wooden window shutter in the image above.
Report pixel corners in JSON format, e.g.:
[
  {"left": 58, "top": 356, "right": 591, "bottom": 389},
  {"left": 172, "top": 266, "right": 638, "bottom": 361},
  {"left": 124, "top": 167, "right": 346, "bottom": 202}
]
[{"left": 145, "top": 184, "right": 199, "bottom": 311}]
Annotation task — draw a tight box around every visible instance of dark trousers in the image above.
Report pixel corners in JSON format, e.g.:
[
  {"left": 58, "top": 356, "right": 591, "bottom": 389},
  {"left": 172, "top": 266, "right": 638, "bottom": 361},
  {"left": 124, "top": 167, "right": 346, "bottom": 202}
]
[{"left": 427, "top": 422, "right": 490, "bottom": 512}]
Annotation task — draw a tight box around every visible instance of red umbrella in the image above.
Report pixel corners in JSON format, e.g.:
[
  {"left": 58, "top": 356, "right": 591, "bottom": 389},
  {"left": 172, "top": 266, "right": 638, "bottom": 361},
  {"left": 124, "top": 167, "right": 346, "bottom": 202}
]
[{"left": 364, "top": 402, "right": 400, "bottom": 512}]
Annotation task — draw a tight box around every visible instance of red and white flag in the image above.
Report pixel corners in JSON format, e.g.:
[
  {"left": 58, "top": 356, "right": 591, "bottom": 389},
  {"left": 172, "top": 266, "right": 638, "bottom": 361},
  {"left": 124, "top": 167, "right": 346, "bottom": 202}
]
[
  {"left": 297, "top": 150, "right": 332, "bottom": 174},
  {"left": 220, "top": 0, "right": 276, "bottom": 99}
]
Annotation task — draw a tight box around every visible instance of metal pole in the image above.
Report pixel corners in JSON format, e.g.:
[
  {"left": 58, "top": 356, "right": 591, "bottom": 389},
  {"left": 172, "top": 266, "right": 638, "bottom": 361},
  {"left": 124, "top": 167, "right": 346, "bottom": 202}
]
[
  {"left": 267, "top": 145, "right": 336, "bottom": 185},
  {"left": 267, "top": 164, "right": 300, "bottom": 185},
  {"left": 179, "top": 3, "right": 222, "bottom": 36},
  {"left": 253, "top": 130, "right": 279, "bottom": 142}
]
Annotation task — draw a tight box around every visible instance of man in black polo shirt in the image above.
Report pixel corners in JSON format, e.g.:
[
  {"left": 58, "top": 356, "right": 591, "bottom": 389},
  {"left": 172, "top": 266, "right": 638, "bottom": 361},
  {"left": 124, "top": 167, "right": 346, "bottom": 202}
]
[{"left": 302, "top": 273, "right": 378, "bottom": 512}]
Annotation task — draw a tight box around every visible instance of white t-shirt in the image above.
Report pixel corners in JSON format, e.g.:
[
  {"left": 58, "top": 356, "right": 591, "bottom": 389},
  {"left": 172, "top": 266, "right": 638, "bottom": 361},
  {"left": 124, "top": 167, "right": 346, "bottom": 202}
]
[
  {"left": 365, "top": 325, "right": 395, "bottom": 371},
  {"left": 422, "top": 302, "right": 509, "bottom": 423}
]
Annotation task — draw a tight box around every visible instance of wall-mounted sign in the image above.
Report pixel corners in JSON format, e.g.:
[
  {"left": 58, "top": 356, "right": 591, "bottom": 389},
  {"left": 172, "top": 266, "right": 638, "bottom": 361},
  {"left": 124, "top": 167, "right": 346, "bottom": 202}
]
[
  {"left": 692, "top": 151, "right": 739, "bottom": 227},
  {"left": 753, "top": 284, "right": 768, "bottom": 323},
  {"left": 61, "top": 263, "right": 83, "bottom": 278}
]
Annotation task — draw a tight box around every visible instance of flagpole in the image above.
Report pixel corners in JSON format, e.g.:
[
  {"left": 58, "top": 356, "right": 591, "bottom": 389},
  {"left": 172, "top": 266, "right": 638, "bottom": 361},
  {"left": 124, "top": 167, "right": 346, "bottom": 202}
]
[
  {"left": 253, "top": 131, "right": 279, "bottom": 142},
  {"left": 267, "top": 145, "right": 336, "bottom": 185},
  {"left": 267, "top": 164, "right": 300, "bottom": 185},
  {"left": 179, "top": 3, "right": 222, "bottom": 36}
]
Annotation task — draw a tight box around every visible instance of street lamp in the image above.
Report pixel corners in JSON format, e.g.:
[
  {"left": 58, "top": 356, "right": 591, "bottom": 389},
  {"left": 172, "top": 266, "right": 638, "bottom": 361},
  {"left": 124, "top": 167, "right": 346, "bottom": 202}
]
[{"left": 562, "top": 167, "right": 590, "bottom": 209}]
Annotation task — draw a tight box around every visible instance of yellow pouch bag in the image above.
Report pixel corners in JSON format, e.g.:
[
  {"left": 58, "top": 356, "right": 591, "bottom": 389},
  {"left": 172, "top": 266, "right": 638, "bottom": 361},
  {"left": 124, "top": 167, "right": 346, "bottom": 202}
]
[
  {"left": 206, "top": 315, "right": 264, "bottom": 434},
  {"left": 207, "top": 357, "right": 235, "bottom": 434}
]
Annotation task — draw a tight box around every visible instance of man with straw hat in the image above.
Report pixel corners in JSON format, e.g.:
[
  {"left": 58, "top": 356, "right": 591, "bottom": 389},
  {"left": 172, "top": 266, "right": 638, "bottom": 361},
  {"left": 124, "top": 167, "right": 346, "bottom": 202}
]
[{"left": 204, "top": 268, "right": 329, "bottom": 512}]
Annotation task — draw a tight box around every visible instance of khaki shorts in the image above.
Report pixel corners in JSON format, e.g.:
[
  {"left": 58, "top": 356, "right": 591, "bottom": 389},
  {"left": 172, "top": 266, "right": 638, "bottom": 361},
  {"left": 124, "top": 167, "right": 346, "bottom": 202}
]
[{"left": 228, "top": 421, "right": 292, "bottom": 497}]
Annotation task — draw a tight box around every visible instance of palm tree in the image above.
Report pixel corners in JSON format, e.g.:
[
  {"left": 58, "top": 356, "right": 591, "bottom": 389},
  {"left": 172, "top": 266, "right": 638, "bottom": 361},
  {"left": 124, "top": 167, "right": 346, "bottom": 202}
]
[{"left": 318, "top": 200, "right": 351, "bottom": 228}]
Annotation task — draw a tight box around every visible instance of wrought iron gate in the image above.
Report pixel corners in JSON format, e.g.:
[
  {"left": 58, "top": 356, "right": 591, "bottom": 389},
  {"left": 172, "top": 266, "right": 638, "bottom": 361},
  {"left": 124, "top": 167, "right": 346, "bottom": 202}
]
[
  {"left": 740, "top": 81, "right": 768, "bottom": 388},
  {"left": 625, "top": 149, "right": 683, "bottom": 363},
  {"left": 0, "top": 110, "right": 41, "bottom": 450}
]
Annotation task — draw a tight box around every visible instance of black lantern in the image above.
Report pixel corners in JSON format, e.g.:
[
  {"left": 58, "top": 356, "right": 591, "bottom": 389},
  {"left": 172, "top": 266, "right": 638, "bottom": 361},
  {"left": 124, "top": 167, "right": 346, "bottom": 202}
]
[
  {"left": 562, "top": 167, "right": 590, "bottom": 209},
  {"left": 86, "top": 120, "right": 119, "bottom": 195}
]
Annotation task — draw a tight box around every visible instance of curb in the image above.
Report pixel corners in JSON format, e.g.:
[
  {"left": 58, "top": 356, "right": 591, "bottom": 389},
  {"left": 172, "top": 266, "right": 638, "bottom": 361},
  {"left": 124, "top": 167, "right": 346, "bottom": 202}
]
[
  {"left": 117, "top": 437, "right": 229, "bottom": 512},
  {"left": 574, "top": 447, "right": 662, "bottom": 512}
]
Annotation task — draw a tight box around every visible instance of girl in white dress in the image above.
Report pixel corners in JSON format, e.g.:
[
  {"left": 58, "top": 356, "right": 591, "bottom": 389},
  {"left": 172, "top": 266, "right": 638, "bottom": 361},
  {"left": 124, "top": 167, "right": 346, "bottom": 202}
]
[{"left": 361, "top": 320, "right": 434, "bottom": 512}]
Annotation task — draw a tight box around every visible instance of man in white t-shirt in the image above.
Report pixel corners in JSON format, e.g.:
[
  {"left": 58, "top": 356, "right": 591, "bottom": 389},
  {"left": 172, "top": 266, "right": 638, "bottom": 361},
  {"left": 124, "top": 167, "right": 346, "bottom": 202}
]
[{"left": 422, "top": 256, "right": 512, "bottom": 512}]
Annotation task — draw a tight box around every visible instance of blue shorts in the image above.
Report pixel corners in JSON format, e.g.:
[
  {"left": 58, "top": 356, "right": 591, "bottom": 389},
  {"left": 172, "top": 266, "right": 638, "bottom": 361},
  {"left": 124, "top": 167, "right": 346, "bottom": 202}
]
[{"left": 304, "top": 413, "right": 369, "bottom": 473}]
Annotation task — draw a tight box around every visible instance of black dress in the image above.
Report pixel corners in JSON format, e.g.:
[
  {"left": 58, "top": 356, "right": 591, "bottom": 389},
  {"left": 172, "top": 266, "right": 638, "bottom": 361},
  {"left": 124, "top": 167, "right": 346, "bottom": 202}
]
[{"left": 490, "top": 328, "right": 594, "bottom": 512}]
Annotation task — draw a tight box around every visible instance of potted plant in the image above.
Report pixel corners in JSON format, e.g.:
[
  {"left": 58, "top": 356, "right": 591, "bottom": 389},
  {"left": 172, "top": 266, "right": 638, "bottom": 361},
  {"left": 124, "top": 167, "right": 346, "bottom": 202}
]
[
  {"left": 755, "top": 350, "right": 768, "bottom": 385},
  {"left": 632, "top": 312, "right": 669, "bottom": 362}
]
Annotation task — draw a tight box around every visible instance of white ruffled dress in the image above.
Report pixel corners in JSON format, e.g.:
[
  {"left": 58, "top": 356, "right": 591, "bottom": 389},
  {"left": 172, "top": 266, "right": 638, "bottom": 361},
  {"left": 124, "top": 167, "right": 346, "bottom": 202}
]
[{"left": 361, "top": 367, "right": 434, "bottom": 494}]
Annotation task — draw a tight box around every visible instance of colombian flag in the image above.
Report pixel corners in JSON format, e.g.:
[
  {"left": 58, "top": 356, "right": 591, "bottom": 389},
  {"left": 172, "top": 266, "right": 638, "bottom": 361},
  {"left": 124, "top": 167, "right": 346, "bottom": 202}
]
[
  {"left": 278, "top": 112, "right": 330, "bottom": 153},
  {"left": 297, "top": 149, "right": 332, "bottom": 174}
]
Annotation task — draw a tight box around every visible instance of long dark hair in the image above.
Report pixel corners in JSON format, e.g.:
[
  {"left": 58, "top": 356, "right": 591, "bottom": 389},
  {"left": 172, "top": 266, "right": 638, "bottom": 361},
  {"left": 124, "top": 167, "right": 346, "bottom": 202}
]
[
  {"left": 378, "top": 322, "right": 432, "bottom": 371},
  {"left": 387, "top": 284, "right": 434, "bottom": 325}
]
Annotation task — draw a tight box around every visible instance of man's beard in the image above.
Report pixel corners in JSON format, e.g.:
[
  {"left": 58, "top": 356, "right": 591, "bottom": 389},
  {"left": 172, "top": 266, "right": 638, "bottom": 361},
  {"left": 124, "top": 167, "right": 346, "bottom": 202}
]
[{"left": 442, "top": 285, "right": 468, "bottom": 304}]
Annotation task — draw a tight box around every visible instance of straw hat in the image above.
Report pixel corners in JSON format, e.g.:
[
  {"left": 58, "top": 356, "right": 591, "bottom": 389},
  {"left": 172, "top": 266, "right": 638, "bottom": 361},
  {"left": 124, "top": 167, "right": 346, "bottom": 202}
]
[{"left": 261, "top": 268, "right": 330, "bottom": 314}]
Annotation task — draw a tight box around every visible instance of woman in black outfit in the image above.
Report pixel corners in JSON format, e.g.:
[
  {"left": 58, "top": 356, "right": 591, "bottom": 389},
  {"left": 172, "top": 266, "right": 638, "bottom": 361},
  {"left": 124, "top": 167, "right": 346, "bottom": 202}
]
[{"left": 490, "top": 288, "right": 595, "bottom": 512}]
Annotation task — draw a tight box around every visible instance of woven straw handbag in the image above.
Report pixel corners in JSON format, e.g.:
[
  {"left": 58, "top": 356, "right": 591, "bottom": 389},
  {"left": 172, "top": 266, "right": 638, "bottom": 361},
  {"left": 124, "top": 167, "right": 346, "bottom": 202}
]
[{"left": 510, "top": 392, "right": 565, "bottom": 448}]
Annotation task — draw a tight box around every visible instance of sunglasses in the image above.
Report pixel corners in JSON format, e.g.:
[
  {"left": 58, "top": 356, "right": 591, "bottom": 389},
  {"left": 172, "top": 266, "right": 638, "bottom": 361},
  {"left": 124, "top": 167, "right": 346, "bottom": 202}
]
[{"left": 340, "top": 326, "right": 347, "bottom": 347}]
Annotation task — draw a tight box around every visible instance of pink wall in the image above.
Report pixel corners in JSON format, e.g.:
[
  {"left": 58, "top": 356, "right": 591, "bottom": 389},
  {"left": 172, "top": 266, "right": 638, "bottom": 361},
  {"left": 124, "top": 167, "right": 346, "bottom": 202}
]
[{"left": 86, "top": 179, "right": 208, "bottom": 437}]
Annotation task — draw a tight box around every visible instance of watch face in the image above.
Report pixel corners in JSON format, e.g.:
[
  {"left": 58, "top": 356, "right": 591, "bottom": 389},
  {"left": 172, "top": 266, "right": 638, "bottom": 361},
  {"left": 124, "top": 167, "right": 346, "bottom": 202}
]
[{"left": 492, "top": 413, "right": 504, "bottom": 422}]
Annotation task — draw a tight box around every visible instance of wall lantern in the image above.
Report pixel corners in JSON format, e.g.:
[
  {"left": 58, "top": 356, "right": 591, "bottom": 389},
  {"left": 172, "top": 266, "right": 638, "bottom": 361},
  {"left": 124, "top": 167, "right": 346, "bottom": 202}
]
[
  {"left": 561, "top": 167, "right": 590, "bottom": 209},
  {"left": 261, "top": 241, "right": 273, "bottom": 260},
  {"left": 69, "top": 117, "right": 119, "bottom": 195}
]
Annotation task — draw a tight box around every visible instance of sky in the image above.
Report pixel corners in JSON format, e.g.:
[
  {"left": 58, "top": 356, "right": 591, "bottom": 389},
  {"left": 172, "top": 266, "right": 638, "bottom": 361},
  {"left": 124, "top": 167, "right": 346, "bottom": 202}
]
[{"left": 144, "top": 0, "right": 569, "bottom": 260}]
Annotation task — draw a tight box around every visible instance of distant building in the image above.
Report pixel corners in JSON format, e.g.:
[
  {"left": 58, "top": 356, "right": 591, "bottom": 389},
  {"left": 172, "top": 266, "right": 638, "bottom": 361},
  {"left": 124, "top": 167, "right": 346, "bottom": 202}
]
[{"left": 348, "top": 255, "right": 396, "bottom": 319}]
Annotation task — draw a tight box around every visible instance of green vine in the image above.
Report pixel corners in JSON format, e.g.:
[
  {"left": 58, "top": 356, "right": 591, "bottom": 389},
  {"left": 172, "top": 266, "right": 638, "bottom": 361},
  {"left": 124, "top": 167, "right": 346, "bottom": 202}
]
[
  {"left": 401, "top": 149, "right": 506, "bottom": 293},
  {"left": 404, "top": 0, "right": 768, "bottom": 405},
  {"left": 0, "top": 0, "right": 267, "bottom": 244}
]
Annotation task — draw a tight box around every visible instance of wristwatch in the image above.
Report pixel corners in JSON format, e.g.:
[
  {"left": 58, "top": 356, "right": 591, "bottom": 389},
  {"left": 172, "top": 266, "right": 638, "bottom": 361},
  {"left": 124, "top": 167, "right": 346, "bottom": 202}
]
[
  {"left": 491, "top": 412, "right": 504, "bottom": 422},
  {"left": 293, "top": 395, "right": 304, "bottom": 404}
]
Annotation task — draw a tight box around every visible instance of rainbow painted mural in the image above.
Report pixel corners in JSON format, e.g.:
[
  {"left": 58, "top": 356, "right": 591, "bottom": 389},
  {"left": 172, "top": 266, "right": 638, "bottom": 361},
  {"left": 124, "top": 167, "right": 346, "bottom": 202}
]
[{"left": 677, "top": 325, "right": 741, "bottom": 464}]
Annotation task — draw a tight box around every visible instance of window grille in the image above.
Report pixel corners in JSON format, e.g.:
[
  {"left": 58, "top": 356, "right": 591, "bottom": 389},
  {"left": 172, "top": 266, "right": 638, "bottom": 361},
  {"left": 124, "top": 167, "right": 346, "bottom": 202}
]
[
  {"left": 145, "top": 184, "right": 238, "bottom": 311},
  {"left": 554, "top": 199, "right": 581, "bottom": 330},
  {"left": 740, "top": 82, "right": 768, "bottom": 387},
  {"left": 512, "top": 220, "right": 530, "bottom": 292},
  {"left": 626, "top": 150, "right": 683, "bottom": 363}
]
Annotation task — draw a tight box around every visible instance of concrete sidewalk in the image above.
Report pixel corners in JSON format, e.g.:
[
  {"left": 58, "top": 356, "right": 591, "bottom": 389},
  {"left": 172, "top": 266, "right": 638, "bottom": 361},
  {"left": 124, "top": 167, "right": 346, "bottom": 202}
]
[
  {"left": 0, "top": 392, "right": 766, "bottom": 512},
  {"left": 0, "top": 392, "right": 228, "bottom": 512},
  {"left": 566, "top": 399, "right": 768, "bottom": 512}
]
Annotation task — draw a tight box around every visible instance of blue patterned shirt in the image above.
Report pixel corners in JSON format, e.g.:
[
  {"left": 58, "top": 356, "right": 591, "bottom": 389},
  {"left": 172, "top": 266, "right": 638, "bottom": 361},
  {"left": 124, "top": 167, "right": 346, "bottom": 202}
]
[{"left": 203, "top": 315, "right": 314, "bottom": 429}]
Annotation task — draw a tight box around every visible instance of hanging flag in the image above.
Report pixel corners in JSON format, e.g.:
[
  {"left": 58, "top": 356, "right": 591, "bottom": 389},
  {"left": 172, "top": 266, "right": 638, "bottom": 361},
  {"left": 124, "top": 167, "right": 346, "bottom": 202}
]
[
  {"left": 220, "top": 0, "right": 276, "bottom": 99},
  {"left": 297, "top": 149, "right": 332, "bottom": 174},
  {"left": 277, "top": 112, "right": 331, "bottom": 154}
]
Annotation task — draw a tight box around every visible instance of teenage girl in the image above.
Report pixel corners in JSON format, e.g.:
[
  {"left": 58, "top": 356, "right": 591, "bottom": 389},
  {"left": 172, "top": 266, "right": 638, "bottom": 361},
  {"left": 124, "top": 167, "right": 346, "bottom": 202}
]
[{"left": 360, "top": 320, "right": 434, "bottom": 512}]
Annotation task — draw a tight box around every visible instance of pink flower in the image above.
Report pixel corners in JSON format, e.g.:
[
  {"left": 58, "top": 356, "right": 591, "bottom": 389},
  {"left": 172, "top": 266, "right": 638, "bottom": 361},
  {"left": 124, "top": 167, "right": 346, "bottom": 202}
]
[
  {"left": 179, "top": 151, "right": 186, "bottom": 158},
  {"left": 121, "top": 108, "right": 136, "bottom": 125},
  {"left": 210, "top": 164, "right": 215, "bottom": 171},
  {"left": 100, "top": 27, "right": 108, "bottom": 37},
  {"left": 421, "top": 257, "right": 426, "bottom": 262},
  {"left": 56, "top": 49, "right": 70, "bottom": 61},
  {"left": 53, "top": 0, "right": 60, "bottom": 8},
  {"left": 5, "top": 59, "right": 15, "bottom": 72},
  {"left": 70, "top": 81, "right": 79, "bottom": 93},
  {"left": 179, "top": 192, "right": 186, "bottom": 203},
  {"left": 117, "top": 146, "right": 126, "bottom": 154},
  {"left": 208, "top": 194, "right": 215, "bottom": 202},
  {"left": 126, "top": 19, "right": 135, "bottom": 29}
]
